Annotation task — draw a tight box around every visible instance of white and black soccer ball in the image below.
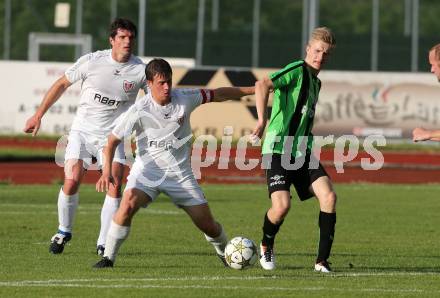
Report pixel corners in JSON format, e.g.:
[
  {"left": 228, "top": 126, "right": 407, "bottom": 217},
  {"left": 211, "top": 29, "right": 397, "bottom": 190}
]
[{"left": 224, "top": 236, "right": 258, "bottom": 270}]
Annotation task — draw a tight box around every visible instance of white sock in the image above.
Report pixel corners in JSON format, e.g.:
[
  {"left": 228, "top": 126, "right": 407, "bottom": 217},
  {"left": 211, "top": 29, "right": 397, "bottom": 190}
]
[
  {"left": 97, "top": 195, "right": 121, "bottom": 247},
  {"left": 103, "top": 220, "right": 130, "bottom": 262},
  {"left": 204, "top": 223, "right": 228, "bottom": 256},
  {"left": 57, "top": 188, "right": 79, "bottom": 233}
]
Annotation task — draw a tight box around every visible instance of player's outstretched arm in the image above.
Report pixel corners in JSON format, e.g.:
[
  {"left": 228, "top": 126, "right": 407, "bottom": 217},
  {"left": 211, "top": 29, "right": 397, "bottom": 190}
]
[
  {"left": 96, "top": 134, "right": 122, "bottom": 193},
  {"left": 413, "top": 127, "right": 440, "bottom": 142},
  {"left": 23, "top": 75, "right": 72, "bottom": 136},
  {"left": 251, "top": 76, "right": 273, "bottom": 140},
  {"left": 210, "top": 86, "right": 255, "bottom": 102}
]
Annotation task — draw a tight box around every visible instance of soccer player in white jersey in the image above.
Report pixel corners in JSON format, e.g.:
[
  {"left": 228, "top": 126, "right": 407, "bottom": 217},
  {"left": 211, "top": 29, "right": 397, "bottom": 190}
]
[
  {"left": 92, "top": 58, "right": 255, "bottom": 268},
  {"left": 23, "top": 18, "right": 147, "bottom": 255}
]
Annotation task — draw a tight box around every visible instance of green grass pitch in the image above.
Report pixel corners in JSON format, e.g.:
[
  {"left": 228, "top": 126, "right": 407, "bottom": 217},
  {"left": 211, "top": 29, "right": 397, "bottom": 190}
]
[{"left": 0, "top": 183, "right": 439, "bottom": 297}]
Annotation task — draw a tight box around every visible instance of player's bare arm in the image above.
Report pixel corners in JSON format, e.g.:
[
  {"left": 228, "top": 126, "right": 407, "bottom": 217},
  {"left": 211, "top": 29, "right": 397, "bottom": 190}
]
[
  {"left": 210, "top": 86, "right": 255, "bottom": 102},
  {"left": 96, "top": 134, "right": 122, "bottom": 193},
  {"left": 251, "top": 76, "right": 273, "bottom": 139},
  {"left": 23, "top": 75, "right": 72, "bottom": 136},
  {"left": 412, "top": 127, "right": 440, "bottom": 142}
]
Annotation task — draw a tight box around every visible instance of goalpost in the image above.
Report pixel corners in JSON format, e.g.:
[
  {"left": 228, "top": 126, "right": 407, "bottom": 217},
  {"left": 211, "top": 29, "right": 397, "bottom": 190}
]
[{"left": 28, "top": 32, "right": 92, "bottom": 61}]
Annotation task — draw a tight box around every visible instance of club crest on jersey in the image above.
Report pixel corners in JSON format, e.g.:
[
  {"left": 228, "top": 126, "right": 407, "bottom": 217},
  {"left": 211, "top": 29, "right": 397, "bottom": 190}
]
[
  {"left": 177, "top": 115, "right": 185, "bottom": 125},
  {"left": 123, "top": 80, "right": 135, "bottom": 92}
]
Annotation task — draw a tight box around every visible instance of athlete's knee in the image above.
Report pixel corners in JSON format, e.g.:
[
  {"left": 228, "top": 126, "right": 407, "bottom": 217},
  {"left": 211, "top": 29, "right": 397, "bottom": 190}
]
[
  {"left": 325, "top": 191, "right": 337, "bottom": 206},
  {"left": 113, "top": 176, "right": 123, "bottom": 190},
  {"left": 270, "top": 205, "right": 290, "bottom": 221},
  {"left": 270, "top": 193, "right": 291, "bottom": 219},
  {"left": 63, "top": 179, "right": 81, "bottom": 195},
  {"left": 107, "top": 177, "right": 123, "bottom": 197},
  {"left": 319, "top": 191, "right": 337, "bottom": 212},
  {"left": 63, "top": 160, "right": 84, "bottom": 194}
]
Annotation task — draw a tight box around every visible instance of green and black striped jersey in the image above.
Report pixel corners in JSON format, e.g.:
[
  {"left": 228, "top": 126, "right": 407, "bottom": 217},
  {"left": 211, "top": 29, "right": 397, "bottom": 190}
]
[{"left": 261, "top": 60, "right": 321, "bottom": 157}]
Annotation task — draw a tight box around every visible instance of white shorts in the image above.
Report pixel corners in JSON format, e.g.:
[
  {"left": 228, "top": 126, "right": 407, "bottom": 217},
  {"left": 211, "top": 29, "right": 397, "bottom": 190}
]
[
  {"left": 64, "top": 130, "right": 126, "bottom": 169},
  {"left": 125, "top": 161, "right": 207, "bottom": 207}
]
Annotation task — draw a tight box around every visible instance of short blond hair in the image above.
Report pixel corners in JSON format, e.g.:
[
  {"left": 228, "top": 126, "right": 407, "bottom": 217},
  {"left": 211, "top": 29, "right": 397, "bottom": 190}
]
[
  {"left": 310, "top": 27, "right": 336, "bottom": 48},
  {"left": 430, "top": 44, "right": 440, "bottom": 61}
]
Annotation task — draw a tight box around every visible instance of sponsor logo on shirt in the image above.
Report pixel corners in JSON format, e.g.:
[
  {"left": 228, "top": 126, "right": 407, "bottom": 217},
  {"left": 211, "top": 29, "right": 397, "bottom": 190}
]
[
  {"left": 147, "top": 138, "right": 187, "bottom": 151},
  {"left": 269, "top": 174, "right": 285, "bottom": 187},
  {"left": 177, "top": 115, "right": 185, "bottom": 125},
  {"left": 123, "top": 80, "right": 135, "bottom": 92},
  {"left": 113, "top": 69, "right": 121, "bottom": 76},
  {"left": 148, "top": 139, "right": 174, "bottom": 150},
  {"left": 94, "top": 93, "right": 120, "bottom": 106}
]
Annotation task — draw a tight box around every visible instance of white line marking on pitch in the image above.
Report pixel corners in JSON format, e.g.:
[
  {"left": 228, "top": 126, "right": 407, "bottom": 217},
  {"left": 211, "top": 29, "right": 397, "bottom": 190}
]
[
  {"left": 2, "top": 272, "right": 440, "bottom": 285},
  {"left": 1, "top": 275, "right": 440, "bottom": 294},
  {"left": 0, "top": 276, "right": 270, "bottom": 284},
  {"left": 0, "top": 281, "right": 437, "bottom": 294},
  {"left": 4, "top": 272, "right": 440, "bottom": 283}
]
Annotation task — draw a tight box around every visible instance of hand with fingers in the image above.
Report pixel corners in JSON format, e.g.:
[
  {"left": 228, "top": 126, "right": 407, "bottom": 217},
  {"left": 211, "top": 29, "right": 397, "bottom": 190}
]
[
  {"left": 96, "top": 172, "right": 115, "bottom": 193},
  {"left": 250, "top": 120, "right": 266, "bottom": 145},
  {"left": 23, "top": 114, "right": 42, "bottom": 137},
  {"left": 412, "top": 127, "right": 431, "bottom": 142}
]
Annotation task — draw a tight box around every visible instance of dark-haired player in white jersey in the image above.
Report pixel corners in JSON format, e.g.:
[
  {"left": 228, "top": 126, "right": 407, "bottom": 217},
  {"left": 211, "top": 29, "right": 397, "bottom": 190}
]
[
  {"left": 93, "top": 58, "right": 255, "bottom": 268},
  {"left": 23, "top": 18, "right": 147, "bottom": 256}
]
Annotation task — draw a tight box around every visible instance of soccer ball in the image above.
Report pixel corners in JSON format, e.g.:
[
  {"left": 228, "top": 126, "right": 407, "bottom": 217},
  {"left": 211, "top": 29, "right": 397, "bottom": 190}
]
[{"left": 224, "top": 236, "right": 258, "bottom": 270}]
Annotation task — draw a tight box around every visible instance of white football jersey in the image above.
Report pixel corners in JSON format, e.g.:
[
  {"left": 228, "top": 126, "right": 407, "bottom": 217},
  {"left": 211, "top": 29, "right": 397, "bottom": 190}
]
[
  {"left": 65, "top": 49, "right": 147, "bottom": 136},
  {"left": 112, "top": 88, "right": 213, "bottom": 176}
]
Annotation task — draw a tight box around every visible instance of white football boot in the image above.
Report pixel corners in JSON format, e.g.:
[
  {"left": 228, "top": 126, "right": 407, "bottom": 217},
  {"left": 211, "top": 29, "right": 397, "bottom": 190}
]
[
  {"left": 314, "top": 260, "right": 332, "bottom": 273},
  {"left": 259, "top": 243, "right": 275, "bottom": 270}
]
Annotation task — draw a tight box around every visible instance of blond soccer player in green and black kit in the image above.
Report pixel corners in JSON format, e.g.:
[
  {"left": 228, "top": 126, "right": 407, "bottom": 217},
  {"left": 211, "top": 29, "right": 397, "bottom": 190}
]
[{"left": 251, "top": 27, "right": 337, "bottom": 273}]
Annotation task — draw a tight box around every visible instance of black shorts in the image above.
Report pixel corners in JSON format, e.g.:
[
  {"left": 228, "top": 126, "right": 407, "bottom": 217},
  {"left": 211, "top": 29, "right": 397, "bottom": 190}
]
[{"left": 264, "top": 153, "right": 329, "bottom": 201}]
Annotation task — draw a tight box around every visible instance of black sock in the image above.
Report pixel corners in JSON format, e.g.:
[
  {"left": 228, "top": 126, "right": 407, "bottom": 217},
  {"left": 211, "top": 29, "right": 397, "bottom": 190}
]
[
  {"left": 317, "top": 211, "right": 336, "bottom": 263},
  {"left": 261, "top": 212, "right": 284, "bottom": 247}
]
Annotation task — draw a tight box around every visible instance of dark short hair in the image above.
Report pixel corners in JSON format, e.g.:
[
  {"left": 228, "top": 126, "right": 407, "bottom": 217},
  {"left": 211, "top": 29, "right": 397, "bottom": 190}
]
[
  {"left": 145, "top": 58, "right": 172, "bottom": 81},
  {"left": 109, "top": 18, "right": 137, "bottom": 39}
]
